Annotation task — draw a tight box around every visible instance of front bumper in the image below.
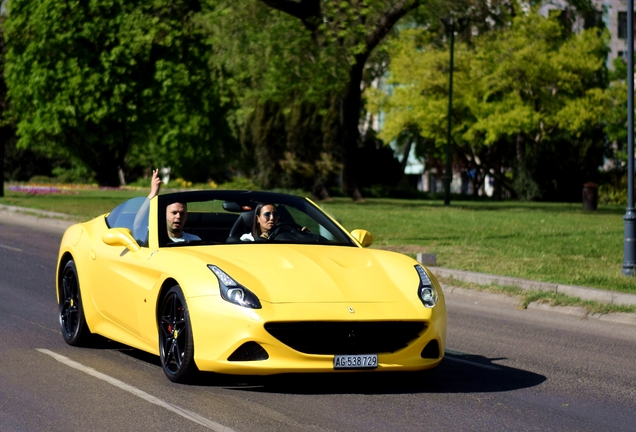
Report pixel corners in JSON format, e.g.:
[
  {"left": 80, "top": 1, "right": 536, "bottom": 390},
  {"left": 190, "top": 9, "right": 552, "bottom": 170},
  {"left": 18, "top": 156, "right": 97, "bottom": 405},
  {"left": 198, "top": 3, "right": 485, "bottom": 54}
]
[{"left": 187, "top": 296, "right": 447, "bottom": 375}]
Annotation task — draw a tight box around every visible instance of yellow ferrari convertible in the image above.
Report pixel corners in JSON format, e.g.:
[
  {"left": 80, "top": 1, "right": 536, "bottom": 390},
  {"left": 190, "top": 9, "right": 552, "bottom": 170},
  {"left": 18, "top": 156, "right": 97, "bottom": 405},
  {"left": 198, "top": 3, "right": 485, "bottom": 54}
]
[{"left": 56, "top": 191, "right": 446, "bottom": 383}]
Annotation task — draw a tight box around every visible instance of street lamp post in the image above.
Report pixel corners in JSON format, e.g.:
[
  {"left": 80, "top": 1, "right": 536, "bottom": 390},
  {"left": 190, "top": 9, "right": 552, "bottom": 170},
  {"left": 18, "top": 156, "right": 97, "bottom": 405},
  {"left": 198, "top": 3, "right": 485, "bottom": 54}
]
[
  {"left": 623, "top": 0, "right": 636, "bottom": 276},
  {"left": 444, "top": 17, "right": 454, "bottom": 206}
]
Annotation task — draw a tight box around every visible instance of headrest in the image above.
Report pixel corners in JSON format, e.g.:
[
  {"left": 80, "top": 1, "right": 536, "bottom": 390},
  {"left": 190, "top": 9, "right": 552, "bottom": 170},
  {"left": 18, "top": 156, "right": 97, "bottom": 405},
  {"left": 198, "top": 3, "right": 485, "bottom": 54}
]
[{"left": 227, "top": 210, "right": 255, "bottom": 241}]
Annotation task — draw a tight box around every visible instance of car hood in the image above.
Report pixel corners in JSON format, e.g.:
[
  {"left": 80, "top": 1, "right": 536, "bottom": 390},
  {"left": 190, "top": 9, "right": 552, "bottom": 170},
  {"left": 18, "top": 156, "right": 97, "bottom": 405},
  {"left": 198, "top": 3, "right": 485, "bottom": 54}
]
[{"left": 177, "top": 244, "right": 418, "bottom": 304}]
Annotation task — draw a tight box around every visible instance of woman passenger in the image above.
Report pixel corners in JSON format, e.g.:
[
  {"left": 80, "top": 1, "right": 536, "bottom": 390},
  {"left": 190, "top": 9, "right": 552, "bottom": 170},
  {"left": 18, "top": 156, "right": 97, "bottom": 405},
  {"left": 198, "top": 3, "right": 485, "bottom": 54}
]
[{"left": 240, "top": 203, "right": 279, "bottom": 241}]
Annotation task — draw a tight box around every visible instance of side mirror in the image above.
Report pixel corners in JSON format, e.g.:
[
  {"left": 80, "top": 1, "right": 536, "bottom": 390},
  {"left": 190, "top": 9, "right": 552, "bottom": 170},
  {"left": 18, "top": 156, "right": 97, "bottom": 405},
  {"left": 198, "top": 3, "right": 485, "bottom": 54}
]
[
  {"left": 351, "top": 229, "right": 373, "bottom": 248},
  {"left": 102, "top": 228, "right": 140, "bottom": 252}
]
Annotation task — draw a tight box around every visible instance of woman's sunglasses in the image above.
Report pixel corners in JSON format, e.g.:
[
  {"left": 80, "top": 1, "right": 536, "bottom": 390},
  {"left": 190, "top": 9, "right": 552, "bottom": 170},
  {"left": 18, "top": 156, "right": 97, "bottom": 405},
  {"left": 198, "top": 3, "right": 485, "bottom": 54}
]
[{"left": 261, "top": 211, "right": 278, "bottom": 219}]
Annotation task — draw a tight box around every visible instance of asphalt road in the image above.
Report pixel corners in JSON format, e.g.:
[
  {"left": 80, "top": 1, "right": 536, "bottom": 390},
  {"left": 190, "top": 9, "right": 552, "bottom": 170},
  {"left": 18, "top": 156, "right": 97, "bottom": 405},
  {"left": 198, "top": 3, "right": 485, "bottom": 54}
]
[{"left": 0, "top": 219, "right": 634, "bottom": 431}]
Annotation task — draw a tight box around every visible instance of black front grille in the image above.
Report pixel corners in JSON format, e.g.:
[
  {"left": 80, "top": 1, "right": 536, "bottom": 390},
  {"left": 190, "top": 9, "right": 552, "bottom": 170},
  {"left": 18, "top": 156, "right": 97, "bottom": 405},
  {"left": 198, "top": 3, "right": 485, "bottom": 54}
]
[{"left": 264, "top": 321, "right": 426, "bottom": 355}]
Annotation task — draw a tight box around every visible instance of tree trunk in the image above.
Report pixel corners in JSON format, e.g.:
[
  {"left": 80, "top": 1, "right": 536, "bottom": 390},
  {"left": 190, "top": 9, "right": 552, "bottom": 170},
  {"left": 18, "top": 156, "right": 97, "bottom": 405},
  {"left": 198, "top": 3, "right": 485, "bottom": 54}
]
[
  {"left": 488, "top": 166, "right": 516, "bottom": 197},
  {"left": 312, "top": 181, "right": 332, "bottom": 201},
  {"left": 93, "top": 161, "right": 122, "bottom": 187},
  {"left": 471, "top": 170, "right": 483, "bottom": 197},
  {"left": 91, "top": 139, "right": 130, "bottom": 187},
  {"left": 340, "top": 60, "right": 364, "bottom": 201},
  {"left": 516, "top": 133, "right": 526, "bottom": 165},
  {"left": 492, "top": 155, "right": 503, "bottom": 201},
  {"left": 118, "top": 167, "right": 126, "bottom": 186},
  {"left": 400, "top": 139, "right": 414, "bottom": 174}
]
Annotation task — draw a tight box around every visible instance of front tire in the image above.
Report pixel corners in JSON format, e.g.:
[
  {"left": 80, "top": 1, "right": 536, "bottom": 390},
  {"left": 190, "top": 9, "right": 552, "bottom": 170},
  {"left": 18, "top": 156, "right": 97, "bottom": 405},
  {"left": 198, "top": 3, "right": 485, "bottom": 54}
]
[
  {"left": 159, "top": 285, "right": 198, "bottom": 383},
  {"left": 59, "top": 260, "right": 92, "bottom": 346}
]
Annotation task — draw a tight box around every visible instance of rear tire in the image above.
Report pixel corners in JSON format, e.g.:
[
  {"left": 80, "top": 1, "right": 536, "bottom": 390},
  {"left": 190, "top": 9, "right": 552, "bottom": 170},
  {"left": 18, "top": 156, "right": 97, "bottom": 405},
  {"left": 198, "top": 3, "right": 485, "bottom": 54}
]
[
  {"left": 159, "top": 285, "right": 198, "bottom": 383},
  {"left": 59, "top": 260, "right": 92, "bottom": 346}
]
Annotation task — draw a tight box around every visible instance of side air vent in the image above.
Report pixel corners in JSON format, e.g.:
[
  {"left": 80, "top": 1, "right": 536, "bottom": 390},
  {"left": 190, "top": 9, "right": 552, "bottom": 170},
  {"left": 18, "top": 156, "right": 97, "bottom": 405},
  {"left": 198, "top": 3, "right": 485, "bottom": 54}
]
[
  {"left": 227, "top": 342, "right": 269, "bottom": 361},
  {"left": 420, "top": 340, "right": 440, "bottom": 359}
]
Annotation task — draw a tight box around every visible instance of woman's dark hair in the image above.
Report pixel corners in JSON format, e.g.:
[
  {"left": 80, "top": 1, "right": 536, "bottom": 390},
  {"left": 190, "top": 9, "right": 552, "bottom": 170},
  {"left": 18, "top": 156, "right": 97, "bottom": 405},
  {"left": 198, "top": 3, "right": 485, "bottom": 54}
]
[{"left": 251, "top": 203, "right": 275, "bottom": 238}]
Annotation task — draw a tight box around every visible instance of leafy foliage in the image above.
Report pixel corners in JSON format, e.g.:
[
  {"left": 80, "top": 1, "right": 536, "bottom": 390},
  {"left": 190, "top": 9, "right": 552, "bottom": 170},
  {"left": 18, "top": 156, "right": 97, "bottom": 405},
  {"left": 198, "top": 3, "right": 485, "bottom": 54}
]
[
  {"left": 0, "top": 14, "right": 10, "bottom": 195},
  {"left": 372, "top": 8, "right": 610, "bottom": 201},
  {"left": 5, "top": 0, "right": 233, "bottom": 186},
  {"left": 205, "top": 0, "right": 430, "bottom": 199}
]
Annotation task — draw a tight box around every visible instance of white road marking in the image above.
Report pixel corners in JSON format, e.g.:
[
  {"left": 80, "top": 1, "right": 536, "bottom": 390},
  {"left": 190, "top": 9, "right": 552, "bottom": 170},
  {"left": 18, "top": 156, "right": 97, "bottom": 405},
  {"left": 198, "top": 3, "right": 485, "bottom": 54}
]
[
  {"left": 444, "top": 355, "right": 502, "bottom": 371},
  {"left": 37, "top": 349, "right": 236, "bottom": 432},
  {"left": 0, "top": 244, "right": 23, "bottom": 252}
]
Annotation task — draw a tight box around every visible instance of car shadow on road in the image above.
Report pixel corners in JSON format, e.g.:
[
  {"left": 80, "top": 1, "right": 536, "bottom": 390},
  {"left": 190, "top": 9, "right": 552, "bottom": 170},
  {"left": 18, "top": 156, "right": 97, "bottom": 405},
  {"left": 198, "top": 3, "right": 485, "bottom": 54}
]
[
  {"left": 114, "top": 345, "right": 546, "bottom": 395},
  {"left": 195, "top": 352, "right": 546, "bottom": 395}
]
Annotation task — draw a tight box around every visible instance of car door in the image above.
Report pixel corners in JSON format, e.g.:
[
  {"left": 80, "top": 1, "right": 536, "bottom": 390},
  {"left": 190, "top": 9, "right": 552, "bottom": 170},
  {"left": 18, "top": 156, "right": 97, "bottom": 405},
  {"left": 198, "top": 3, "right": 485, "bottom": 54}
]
[{"left": 87, "top": 198, "right": 156, "bottom": 341}]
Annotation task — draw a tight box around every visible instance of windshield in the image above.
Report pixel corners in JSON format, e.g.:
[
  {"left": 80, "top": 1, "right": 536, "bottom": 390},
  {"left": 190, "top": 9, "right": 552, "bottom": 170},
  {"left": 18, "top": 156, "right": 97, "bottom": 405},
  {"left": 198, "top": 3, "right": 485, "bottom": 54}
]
[
  {"left": 106, "top": 196, "right": 149, "bottom": 247},
  {"left": 156, "top": 192, "right": 355, "bottom": 247}
]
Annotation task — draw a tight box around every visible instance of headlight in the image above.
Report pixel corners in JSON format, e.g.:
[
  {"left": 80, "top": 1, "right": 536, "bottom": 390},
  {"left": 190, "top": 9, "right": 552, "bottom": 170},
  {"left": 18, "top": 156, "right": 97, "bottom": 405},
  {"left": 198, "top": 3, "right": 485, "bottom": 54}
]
[
  {"left": 415, "top": 265, "right": 438, "bottom": 308},
  {"left": 208, "top": 265, "right": 262, "bottom": 309}
]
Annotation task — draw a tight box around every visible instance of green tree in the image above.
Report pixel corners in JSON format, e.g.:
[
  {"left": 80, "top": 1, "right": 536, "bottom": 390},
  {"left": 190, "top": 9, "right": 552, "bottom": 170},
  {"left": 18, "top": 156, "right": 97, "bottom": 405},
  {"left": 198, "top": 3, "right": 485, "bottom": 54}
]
[
  {"left": 374, "top": 9, "right": 609, "bottom": 200},
  {"left": 207, "top": 0, "right": 436, "bottom": 199},
  {"left": 467, "top": 10, "right": 608, "bottom": 199},
  {"left": 0, "top": 12, "right": 9, "bottom": 196},
  {"left": 5, "top": 0, "right": 232, "bottom": 186},
  {"left": 556, "top": 57, "right": 631, "bottom": 201},
  {"left": 263, "top": 0, "right": 441, "bottom": 200},
  {"left": 367, "top": 27, "right": 474, "bottom": 181}
]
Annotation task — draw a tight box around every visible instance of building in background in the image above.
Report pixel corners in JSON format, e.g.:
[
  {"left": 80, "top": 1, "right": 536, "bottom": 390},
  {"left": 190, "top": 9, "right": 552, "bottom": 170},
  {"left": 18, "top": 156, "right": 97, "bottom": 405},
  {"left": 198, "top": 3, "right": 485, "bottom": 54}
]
[{"left": 541, "top": 0, "right": 632, "bottom": 67}]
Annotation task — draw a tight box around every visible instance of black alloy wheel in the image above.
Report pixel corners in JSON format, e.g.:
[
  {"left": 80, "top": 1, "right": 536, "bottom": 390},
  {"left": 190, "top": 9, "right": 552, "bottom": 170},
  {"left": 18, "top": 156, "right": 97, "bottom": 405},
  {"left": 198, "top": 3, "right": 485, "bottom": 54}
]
[
  {"left": 59, "top": 260, "right": 92, "bottom": 346},
  {"left": 159, "top": 285, "right": 197, "bottom": 383}
]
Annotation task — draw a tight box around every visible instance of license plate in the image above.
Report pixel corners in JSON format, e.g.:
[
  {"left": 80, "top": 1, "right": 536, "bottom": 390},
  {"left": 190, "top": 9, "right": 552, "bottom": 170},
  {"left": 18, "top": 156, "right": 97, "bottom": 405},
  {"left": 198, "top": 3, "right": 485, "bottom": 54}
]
[{"left": 333, "top": 354, "right": 378, "bottom": 369}]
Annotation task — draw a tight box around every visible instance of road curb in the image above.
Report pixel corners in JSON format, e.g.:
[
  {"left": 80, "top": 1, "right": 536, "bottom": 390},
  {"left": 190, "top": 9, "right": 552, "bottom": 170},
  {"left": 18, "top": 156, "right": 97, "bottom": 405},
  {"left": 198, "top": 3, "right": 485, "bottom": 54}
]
[
  {"left": 445, "top": 286, "right": 636, "bottom": 327},
  {"left": 0, "top": 204, "right": 74, "bottom": 220},
  {"left": 526, "top": 302, "right": 588, "bottom": 318},
  {"left": 594, "top": 312, "right": 636, "bottom": 326},
  {"left": 0, "top": 204, "right": 75, "bottom": 234},
  {"left": 427, "top": 266, "right": 636, "bottom": 307}
]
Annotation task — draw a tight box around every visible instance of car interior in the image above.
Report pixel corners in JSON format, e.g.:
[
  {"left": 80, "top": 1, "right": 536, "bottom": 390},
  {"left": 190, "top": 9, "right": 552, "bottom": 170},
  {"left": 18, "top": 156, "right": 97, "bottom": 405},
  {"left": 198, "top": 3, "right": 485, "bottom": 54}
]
[{"left": 106, "top": 192, "right": 352, "bottom": 248}]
